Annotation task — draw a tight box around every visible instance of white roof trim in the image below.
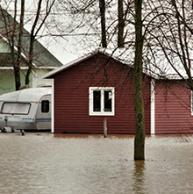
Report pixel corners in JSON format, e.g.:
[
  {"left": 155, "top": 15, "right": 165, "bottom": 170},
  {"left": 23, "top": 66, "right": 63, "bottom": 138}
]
[
  {"left": 36, "top": 66, "right": 57, "bottom": 70},
  {"left": 0, "top": 34, "right": 36, "bottom": 68},
  {"left": 0, "top": 67, "right": 28, "bottom": 70},
  {"left": 43, "top": 51, "right": 98, "bottom": 78},
  {"left": 43, "top": 50, "right": 132, "bottom": 78},
  {"left": 43, "top": 49, "right": 188, "bottom": 80},
  {"left": 0, "top": 66, "right": 56, "bottom": 70}
]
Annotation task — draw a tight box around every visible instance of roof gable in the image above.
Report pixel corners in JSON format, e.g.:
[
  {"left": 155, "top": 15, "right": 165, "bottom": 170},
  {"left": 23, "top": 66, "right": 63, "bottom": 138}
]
[
  {"left": 0, "top": 8, "right": 63, "bottom": 69},
  {"left": 44, "top": 50, "right": 135, "bottom": 78}
]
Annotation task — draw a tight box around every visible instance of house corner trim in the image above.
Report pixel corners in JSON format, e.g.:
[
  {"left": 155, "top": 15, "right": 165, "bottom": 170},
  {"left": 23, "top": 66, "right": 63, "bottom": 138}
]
[
  {"left": 150, "top": 79, "right": 155, "bottom": 135},
  {"left": 51, "top": 79, "right": 55, "bottom": 133}
]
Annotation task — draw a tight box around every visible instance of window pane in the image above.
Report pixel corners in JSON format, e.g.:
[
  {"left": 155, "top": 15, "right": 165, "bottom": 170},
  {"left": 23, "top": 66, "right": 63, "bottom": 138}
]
[
  {"left": 41, "top": 100, "right": 49, "bottom": 113},
  {"left": 93, "top": 90, "right": 101, "bottom": 112},
  {"left": 104, "top": 90, "right": 112, "bottom": 112},
  {"left": 2, "top": 102, "right": 30, "bottom": 114}
]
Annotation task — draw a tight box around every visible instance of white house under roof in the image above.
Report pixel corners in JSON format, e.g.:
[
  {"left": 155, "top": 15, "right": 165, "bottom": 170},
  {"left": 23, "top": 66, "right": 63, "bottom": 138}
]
[{"left": 0, "top": 8, "right": 63, "bottom": 94}]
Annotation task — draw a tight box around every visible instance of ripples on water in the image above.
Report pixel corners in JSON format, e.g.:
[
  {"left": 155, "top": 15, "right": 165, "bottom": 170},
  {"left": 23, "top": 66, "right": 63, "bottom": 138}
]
[{"left": 0, "top": 134, "right": 193, "bottom": 194}]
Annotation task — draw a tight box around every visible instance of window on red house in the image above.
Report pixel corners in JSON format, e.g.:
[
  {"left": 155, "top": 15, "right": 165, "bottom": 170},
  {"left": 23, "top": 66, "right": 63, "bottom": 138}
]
[{"left": 89, "top": 87, "right": 115, "bottom": 116}]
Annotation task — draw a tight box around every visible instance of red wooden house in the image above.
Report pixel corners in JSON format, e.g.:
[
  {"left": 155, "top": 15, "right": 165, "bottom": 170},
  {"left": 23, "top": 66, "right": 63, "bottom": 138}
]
[{"left": 45, "top": 51, "right": 193, "bottom": 134}]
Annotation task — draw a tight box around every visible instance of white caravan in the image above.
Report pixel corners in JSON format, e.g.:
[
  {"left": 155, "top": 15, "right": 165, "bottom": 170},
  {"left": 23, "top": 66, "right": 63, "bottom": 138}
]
[{"left": 0, "top": 87, "right": 51, "bottom": 132}]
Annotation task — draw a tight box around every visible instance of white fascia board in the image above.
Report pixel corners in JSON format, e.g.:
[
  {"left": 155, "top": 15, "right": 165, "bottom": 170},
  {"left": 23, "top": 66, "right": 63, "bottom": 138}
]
[
  {"left": 51, "top": 79, "right": 55, "bottom": 133},
  {"left": 191, "top": 91, "right": 193, "bottom": 116},
  {"left": 0, "top": 67, "right": 28, "bottom": 70},
  {"left": 0, "top": 66, "right": 55, "bottom": 70},
  {"left": 43, "top": 52, "right": 98, "bottom": 78},
  {"left": 36, "top": 66, "right": 57, "bottom": 70}
]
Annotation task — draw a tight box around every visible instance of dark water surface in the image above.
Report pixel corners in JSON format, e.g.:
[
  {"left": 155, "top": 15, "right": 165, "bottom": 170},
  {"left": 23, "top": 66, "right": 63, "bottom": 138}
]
[{"left": 0, "top": 134, "right": 193, "bottom": 194}]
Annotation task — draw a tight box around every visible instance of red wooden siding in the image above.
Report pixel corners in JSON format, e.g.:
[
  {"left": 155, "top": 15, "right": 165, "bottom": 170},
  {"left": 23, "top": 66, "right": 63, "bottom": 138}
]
[
  {"left": 155, "top": 80, "right": 193, "bottom": 134},
  {"left": 53, "top": 53, "right": 151, "bottom": 134}
]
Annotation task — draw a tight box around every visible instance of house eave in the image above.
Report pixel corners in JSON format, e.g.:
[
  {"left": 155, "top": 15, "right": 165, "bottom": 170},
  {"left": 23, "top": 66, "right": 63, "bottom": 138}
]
[
  {"left": 43, "top": 50, "right": 155, "bottom": 79},
  {"left": 0, "top": 66, "right": 56, "bottom": 70},
  {"left": 43, "top": 50, "right": 101, "bottom": 78}
]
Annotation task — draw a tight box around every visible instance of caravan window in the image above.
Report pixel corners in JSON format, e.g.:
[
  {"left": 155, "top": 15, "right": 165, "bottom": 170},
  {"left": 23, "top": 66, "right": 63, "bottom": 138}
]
[
  {"left": 2, "top": 102, "right": 31, "bottom": 115},
  {"left": 41, "top": 100, "right": 49, "bottom": 113}
]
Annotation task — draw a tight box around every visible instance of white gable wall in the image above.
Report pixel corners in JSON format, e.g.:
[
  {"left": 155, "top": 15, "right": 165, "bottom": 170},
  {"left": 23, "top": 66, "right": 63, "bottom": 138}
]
[
  {"left": 31, "top": 69, "right": 53, "bottom": 87},
  {"left": 0, "top": 39, "right": 10, "bottom": 53},
  {"left": 0, "top": 68, "right": 53, "bottom": 95}
]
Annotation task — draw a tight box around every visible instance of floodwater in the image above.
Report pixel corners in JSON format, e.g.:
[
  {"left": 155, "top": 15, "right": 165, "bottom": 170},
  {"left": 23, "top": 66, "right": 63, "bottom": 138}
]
[{"left": 0, "top": 134, "right": 193, "bottom": 194}]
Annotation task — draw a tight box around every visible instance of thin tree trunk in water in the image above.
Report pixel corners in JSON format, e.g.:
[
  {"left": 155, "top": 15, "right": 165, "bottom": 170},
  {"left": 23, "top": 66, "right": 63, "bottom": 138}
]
[
  {"left": 134, "top": 0, "right": 145, "bottom": 160},
  {"left": 118, "top": 0, "right": 124, "bottom": 47},
  {"left": 99, "top": 0, "right": 107, "bottom": 48}
]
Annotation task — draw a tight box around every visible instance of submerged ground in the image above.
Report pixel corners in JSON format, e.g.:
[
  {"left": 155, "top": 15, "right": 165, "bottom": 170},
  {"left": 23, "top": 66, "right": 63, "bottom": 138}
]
[{"left": 0, "top": 133, "right": 193, "bottom": 194}]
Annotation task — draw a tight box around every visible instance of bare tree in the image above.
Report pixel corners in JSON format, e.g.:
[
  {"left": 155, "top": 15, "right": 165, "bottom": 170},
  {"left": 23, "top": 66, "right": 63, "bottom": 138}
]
[
  {"left": 144, "top": 0, "right": 193, "bottom": 88},
  {"left": 117, "top": 0, "right": 124, "bottom": 47},
  {"left": 46, "top": 0, "right": 193, "bottom": 160},
  {"left": 50, "top": 0, "right": 151, "bottom": 160},
  {"left": 16, "top": 0, "right": 25, "bottom": 89},
  {"left": 0, "top": 0, "right": 56, "bottom": 89},
  {"left": 99, "top": 0, "right": 107, "bottom": 47},
  {"left": 25, "top": 0, "right": 56, "bottom": 86},
  {"left": 0, "top": 1, "right": 25, "bottom": 90},
  {"left": 133, "top": 0, "right": 145, "bottom": 160}
]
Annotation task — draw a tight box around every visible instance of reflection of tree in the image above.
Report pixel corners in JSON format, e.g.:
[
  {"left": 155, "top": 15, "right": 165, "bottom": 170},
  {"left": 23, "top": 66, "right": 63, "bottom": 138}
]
[{"left": 132, "top": 161, "right": 146, "bottom": 194}]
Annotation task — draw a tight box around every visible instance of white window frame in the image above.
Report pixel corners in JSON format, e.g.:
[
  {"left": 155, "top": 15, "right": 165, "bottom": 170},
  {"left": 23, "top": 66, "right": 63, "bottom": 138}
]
[{"left": 89, "top": 87, "right": 115, "bottom": 116}]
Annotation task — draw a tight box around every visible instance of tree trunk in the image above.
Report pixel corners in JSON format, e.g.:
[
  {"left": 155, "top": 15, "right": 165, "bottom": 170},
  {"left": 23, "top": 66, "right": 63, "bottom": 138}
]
[
  {"left": 17, "top": 0, "right": 25, "bottom": 66},
  {"left": 15, "top": 0, "right": 25, "bottom": 90},
  {"left": 25, "top": 0, "right": 43, "bottom": 85},
  {"left": 118, "top": 0, "right": 124, "bottom": 47},
  {"left": 99, "top": 0, "right": 107, "bottom": 48},
  {"left": 25, "top": 36, "right": 34, "bottom": 85},
  {"left": 134, "top": 0, "right": 145, "bottom": 160},
  {"left": 13, "top": 66, "right": 21, "bottom": 90}
]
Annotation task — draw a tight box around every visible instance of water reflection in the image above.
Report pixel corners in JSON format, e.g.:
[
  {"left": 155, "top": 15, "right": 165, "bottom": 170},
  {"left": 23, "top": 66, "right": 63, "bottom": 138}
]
[
  {"left": 132, "top": 161, "right": 146, "bottom": 194},
  {"left": 1, "top": 134, "right": 193, "bottom": 194}
]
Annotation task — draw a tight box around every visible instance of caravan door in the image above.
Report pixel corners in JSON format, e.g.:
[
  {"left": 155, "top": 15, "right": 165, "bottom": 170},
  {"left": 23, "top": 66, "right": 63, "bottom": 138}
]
[{"left": 36, "top": 95, "right": 51, "bottom": 130}]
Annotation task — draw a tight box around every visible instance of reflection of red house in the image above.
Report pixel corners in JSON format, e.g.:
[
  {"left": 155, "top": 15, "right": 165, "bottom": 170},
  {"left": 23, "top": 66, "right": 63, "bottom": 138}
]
[{"left": 45, "top": 51, "right": 193, "bottom": 134}]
